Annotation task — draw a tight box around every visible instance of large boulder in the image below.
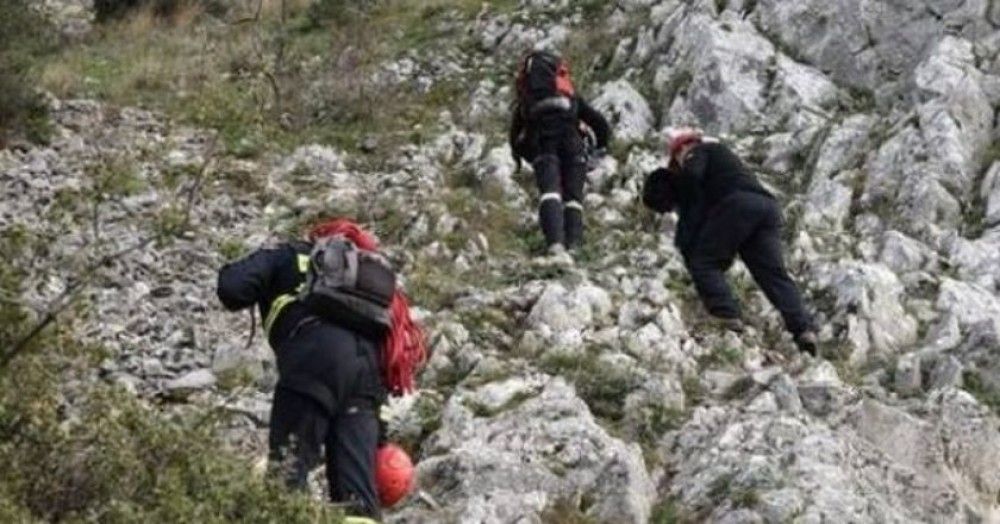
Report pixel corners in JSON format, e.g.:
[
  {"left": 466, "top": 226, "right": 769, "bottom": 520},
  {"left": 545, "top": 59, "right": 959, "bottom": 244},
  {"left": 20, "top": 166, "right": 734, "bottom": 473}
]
[
  {"left": 526, "top": 281, "right": 613, "bottom": 349},
  {"left": 394, "top": 375, "right": 655, "bottom": 523},
  {"left": 592, "top": 80, "right": 655, "bottom": 142},
  {"left": 753, "top": 0, "right": 988, "bottom": 94},
  {"left": 659, "top": 14, "right": 775, "bottom": 135},
  {"left": 811, "top": 261, "right": 919, "bottom": 361},
  {"left": 663, "top": 383, "right": 1000, "bottom": 522},
  {"left": 861, "top": 37, "right": 994, "bottom": 242}
]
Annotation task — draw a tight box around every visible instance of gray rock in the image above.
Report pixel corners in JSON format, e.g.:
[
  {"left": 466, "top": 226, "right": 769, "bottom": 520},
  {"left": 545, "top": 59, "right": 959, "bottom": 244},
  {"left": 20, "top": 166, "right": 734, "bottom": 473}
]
[
  {"left": 812, "top": 115, "right": 875, "bottom": 180},
  {"left": 527, "top": 281, "right": 612, "bottom": 341},
  {"left": 879, "top": 230, "right": 934, "bottom": 275},
  {"left": 894, "top": 353, "right": 922, "bottom": 397},
  {"left": 661, "top": 14, "right": 775, "bottom": 135},
  {"left": 164, "top": 369, "right": 217, "bottom": 397},
  {"left": 801, "top": 176, "right": 853, "bottom": 232},
  {"left": 797, "top": 361, "right": 852, "bottom": 417},
  {"left": 475, "top": 146, "right": 524, "bottom": 200},
  {"left": 982, "top": 162, "right": 1000, "bottom": 227},
  {"left": 948, "top": 229, "right": 1000, "bottom": 293},
  {"left": 812, "top": 261, "right": 918, "bottom": 360},
  {"left": 929, "top": 355, "right": 963, "bottom": 391},
  {"left": 592, "top": 80, "right": 655, "bottom": 142},
  {"left": 416, "top": 376, "right": 655, "bottom": 523}
]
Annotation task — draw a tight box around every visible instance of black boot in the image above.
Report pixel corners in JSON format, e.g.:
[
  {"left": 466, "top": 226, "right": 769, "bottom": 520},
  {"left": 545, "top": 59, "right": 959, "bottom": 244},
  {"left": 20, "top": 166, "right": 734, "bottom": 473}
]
[
  {"left": 539, "top": 196, "right": 565, "bottom": 249},
  {"left": 794, "top": 330, "right": 818, "bottom": 356},
  {"left": 564, "top": 203, "right": 584, "bottom": 250}
]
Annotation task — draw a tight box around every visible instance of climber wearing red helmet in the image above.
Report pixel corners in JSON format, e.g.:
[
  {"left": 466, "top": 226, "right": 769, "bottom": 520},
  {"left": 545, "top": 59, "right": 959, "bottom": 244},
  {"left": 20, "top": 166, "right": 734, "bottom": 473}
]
[
  {"left": 217, "top": 218, "right": 426, "bottom": 521},
  {"left": 643, "top": 129, "right": 819, "bottom": 354}
]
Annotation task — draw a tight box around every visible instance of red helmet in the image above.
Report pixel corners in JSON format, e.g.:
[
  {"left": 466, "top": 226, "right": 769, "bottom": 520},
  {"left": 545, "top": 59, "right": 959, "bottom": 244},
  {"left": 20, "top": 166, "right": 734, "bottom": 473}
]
[
  {"left": 667, "top": 127, "right": 704, "bottom": 158},
  {"left": 376, "top": 444, "right": 415, "bottom": 507}
]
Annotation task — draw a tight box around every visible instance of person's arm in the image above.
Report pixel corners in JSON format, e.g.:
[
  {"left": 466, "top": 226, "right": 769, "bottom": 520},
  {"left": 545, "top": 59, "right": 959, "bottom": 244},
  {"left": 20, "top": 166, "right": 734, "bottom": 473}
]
[
  {"left": 577, "top": 98, "right": 612, "bottom": 149},
  {"left": 216, "top": 247, "right": 285, "bottom": 311},
  {"left": 642, "top": 167, "right": 677, "bottom": 213},
  {"left": 510, "top": 107, "right": 530, "bottom": 171},
  {"left": 509, "top": 107, "right": 525, "bottom": 156}
]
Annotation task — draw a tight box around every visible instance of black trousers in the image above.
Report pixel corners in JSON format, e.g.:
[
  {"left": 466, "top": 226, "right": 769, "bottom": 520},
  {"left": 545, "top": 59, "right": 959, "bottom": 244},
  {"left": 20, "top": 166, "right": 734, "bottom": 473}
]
[
  {"left": 684, "top": 191, "right": 814, "bottom": 336},
  {"left": 532, "top": 125, "right": 587, "bottom": 249},
  {"left": 268, "top": 322, "right": 384, "bottom": 520}
]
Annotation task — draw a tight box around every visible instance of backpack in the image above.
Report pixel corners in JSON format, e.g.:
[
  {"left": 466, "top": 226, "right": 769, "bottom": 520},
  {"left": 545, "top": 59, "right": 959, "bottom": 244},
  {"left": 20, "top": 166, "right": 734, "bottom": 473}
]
[
  {"left": 516, "top": 51, "right": 576, "bottom": 112},
  {"left": 297, "top": 236, "right": 396, "bottom": 333}
]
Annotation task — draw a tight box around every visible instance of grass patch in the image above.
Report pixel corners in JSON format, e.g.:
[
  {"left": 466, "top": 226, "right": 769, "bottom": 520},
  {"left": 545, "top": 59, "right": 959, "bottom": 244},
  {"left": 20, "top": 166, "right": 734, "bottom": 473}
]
[
  {"left": 40, "top": 0, "right": 485, "bottom": 156},
  {"left": 698, "top": 344, "right": 744, "bottom": 368},
  {"left": 651, "top": 497, "right": 692, "bottom": 524},
  {"left": 217, "top": 237, "right": 249, "bottom": 262},
  {"left": 682, "top": 375, "right": 706, "bottom": 407},
  {"left": 539, "top": 348, "right": 641, "bottom": 422},
  {"left": 540, "top": 497, "right": 599, "bottom": 524},
  {"left": 963, "top": 371, "right": 1000, "bottom": 414}
]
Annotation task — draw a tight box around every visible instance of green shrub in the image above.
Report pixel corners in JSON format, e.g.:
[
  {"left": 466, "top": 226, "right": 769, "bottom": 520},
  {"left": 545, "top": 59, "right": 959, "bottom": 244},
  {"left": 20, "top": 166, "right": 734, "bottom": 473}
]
[
  {"left": 0, "top": 229, "right": 340, "bottom": 523},
  {"left": 0, "top": 0, "right": 54, "bottom": 145},
  {"left": 0, "top": 380, "right": 342, "bottom": 522}
]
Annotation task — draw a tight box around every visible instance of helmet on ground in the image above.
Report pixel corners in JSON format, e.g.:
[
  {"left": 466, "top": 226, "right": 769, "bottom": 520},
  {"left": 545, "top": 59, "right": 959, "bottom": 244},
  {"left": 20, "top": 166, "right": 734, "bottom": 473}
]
[
  {"left": 666, "top": 127, "right": 704, "bottom": 158},
  {"left": 376, "top": 443, "right": 415, "bottom": 507}
]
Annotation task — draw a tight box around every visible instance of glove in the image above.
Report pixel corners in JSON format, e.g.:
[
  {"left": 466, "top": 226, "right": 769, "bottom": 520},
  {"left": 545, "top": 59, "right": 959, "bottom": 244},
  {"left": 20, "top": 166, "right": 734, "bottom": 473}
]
[{"left": 587, "top": 147, "right": 607, "bottom": 171}]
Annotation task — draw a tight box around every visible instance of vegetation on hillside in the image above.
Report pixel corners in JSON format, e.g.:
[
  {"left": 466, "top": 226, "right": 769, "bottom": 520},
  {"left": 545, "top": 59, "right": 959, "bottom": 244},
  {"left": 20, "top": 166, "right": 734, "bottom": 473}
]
[
  {"left": 0, "top": 0, "right": 56, "bottom": 145},
  {"left": 0, "top": 227, "right": 342, "bottom": 522}
]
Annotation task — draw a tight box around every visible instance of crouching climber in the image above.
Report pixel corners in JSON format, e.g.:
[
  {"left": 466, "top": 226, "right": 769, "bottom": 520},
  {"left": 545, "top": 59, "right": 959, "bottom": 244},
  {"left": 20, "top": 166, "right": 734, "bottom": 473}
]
[
  {"left": 217, "top": 219, "right": 426, "bottom": 521},
  {"left": 642, "top": 129, "right": 819, "bottom": 354},
  {"left": 509, "top": 49, "right": 612, "bottom": 257}
]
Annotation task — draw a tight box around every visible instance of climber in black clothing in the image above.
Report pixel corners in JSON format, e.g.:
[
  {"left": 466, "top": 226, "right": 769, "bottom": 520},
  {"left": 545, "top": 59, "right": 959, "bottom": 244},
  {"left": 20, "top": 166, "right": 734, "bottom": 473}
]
[
  {"left": 216, "top": 219, "right": 426, "bottom": 522},
  {"left": 510, "top": 50, "right": 612, "bottom": 255},
  {"left": 642, "top": 129, "right": 818, "bottom": 354}
]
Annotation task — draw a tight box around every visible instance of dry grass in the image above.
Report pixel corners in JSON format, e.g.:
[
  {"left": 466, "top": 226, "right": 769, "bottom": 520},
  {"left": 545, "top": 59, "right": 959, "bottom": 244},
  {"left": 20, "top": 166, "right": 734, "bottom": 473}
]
[{"left": 40, "top": 0, "right": 488, "bottom": 155}]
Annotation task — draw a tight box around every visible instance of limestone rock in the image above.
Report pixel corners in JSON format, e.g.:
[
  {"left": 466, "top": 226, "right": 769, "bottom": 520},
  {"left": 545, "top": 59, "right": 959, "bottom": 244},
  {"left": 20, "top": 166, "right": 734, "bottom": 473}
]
[{"left": 592, "top": 80, "right": 655, "bottom": 142}]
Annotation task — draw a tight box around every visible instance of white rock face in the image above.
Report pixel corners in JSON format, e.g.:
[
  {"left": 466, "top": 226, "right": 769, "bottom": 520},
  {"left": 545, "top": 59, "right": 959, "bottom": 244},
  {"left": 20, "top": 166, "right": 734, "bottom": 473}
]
[
  {"left": 665, "top": 378, "right": 1000, "bottom": 523},
  {"left": 879, "top": 231, "right": 934, "bottom": 275},
  {"left": 981, "top": 162, "right": 1000, "bottom": 228},
  {"left": 813, "top": 262, "right": 918, "bottom": 360},
  {"left": 397, "top": 376, "right": 655, "bottom": 524},
  {"left": 16, "top": 1, "right": 1000, "bottom": 521},
  {"left": 661, "top": 14, "right": 775, "bottom": 135},
  {"left": 592, "top": 80, "right": 655, "bottom": 142},
  {"left": 527, "top": 281, "right": 612, "bottom": 345}
]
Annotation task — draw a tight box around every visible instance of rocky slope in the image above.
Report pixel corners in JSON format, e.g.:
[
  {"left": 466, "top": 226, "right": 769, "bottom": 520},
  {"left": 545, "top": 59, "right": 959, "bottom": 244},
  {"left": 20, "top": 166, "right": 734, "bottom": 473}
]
[{"left": 5, "top": 0, "right": 1000, "bottom": 522}]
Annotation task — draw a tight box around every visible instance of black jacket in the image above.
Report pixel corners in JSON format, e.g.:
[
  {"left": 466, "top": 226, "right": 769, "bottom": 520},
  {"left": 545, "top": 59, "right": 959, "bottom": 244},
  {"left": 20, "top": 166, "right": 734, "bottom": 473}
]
[
  {"left": 217, "top": 242, "right": 385, "bottom": 413},
  {"left": 509, "top": 96, "right": 612, "bottom": 164},
  {"left": 643, "top": 142, "right": 773, "bottom": 252}
]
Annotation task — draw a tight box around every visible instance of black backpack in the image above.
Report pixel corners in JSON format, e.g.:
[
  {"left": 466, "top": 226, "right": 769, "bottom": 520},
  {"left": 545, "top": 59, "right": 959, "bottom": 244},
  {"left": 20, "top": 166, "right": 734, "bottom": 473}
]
[
  {"left": 298, "top": 236, "right": 396, "bottom": 334},
  {"left": 516, "top": 51, "right": 576, "bottom": 113}
]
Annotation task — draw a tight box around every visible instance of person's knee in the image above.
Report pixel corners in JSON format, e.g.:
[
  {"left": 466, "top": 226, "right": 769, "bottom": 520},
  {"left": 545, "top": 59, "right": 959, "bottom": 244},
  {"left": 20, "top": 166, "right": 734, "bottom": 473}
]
[
  {"left": 533, "top": 154, "right": 560, "bottom": 191},
  {"left": 685, "top": 253, "right": 718, "bottom": 274}
]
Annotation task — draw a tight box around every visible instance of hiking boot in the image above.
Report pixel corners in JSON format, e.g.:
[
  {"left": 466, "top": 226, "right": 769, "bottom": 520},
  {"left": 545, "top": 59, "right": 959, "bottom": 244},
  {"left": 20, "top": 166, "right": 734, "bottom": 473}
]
[{"left": 794, "top": 330, "right": 818, "bottom": 356}]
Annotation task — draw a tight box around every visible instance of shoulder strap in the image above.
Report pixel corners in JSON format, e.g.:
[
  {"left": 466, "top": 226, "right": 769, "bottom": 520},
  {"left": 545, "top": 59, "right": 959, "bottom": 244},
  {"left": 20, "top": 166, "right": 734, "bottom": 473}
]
[{"left": 263, "top": 252, "right": 310, "bottom": 336}]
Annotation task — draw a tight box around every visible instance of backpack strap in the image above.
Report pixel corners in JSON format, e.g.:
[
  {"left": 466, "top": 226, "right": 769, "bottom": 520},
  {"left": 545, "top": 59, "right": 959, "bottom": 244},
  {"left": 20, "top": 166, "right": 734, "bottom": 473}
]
[{"left": 263, "top": 253, "right": 310, "bottom": 337}]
